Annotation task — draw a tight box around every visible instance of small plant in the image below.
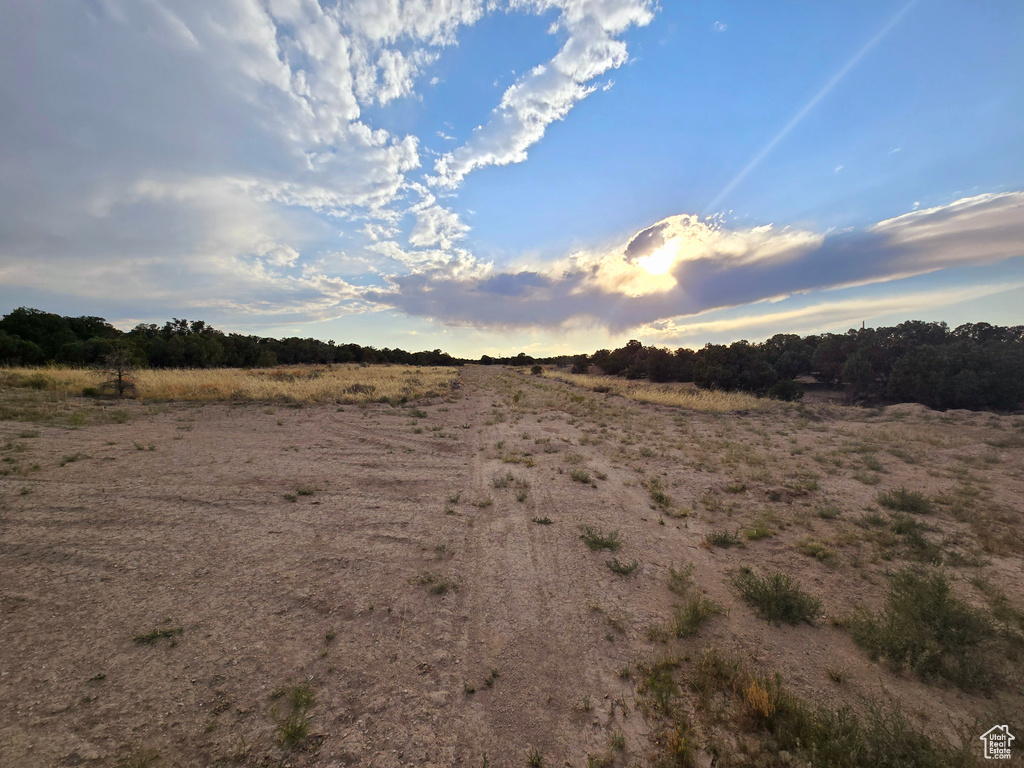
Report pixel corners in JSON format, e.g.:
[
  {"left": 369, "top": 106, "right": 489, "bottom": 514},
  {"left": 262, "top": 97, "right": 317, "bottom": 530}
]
[
  {"left": 296, "top": 485, "right": 316, "bottom": 496},
  {"left": 526, "top": 748, "right": 544, "bottom": 767},
  {"left": 485, "top": 668, "right": 500, "bottom": 687},
  {"left": 877, "top": 487, "right": 933, "bottom": 514},
  {"left": 826, "top": 667, "right": 846, "bottom": 683},
  {"left": 60, "top": 452, "right": 85, "bottom": 466},
  {"left": 273, "top": 684, "right": 314, "bottom": 748},
  {"left": 817, "top": 504, "right": 842, "bottom": 519},
  {"left": 743, "top": 522, "right": 774, "bottom": 541},
  {"left": 411, "top": 572, "right": 459, "bottom": 595},
  {"left": 283, "top": 493, "right": 297, "bottom": 502},
  {"left": 570, "top": 468, "right": 592, "bottom": 484},
  {"left": 725, "top": 481, "right": 746, "bottom": 493},
  {"left": 667, "top": 563, "right": 694, "bottom": 594},
  {"left": 704, "top": 529, "right": 741, "bottom": 548},
  {"left": 671, "top": 595, "right": 725, "bottom": 638},
  {"left": 733, "top": 567, "right": 822, "bottom": 625},
  {"left": 795, "top": 538, "right": 837, "bottom": 566},
  {"left": 647, "top": 477, "right": 672, "bottom": 509},
  {"left": 531, "top": 516, "right": 553, "bottom": 525},
  {"left": 606, "top": 557, "right": 638, "bottom": 575},
  {"left": 133, "top": 626, "right": 183, "bottom": 645},
  {"left": 580, "top": 525, "right": 622, "bottom": 551}
]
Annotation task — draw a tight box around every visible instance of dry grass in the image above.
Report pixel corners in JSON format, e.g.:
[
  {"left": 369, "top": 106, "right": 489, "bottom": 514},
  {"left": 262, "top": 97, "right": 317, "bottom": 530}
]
[
  {"left": 0, "top": 364, "right": 458, "bottom": 404},
  {"left": 543, "top": 371, "right": 776, "bottom": 413}
]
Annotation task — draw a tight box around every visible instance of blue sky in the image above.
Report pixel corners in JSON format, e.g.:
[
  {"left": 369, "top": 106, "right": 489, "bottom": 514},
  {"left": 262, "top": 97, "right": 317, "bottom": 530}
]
[{"left": 1, "top": 0, "right": 1022, "bottom": 356}]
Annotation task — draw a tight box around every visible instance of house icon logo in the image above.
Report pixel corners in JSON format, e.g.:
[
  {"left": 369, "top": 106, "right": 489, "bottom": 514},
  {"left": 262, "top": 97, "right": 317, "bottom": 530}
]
[{"left": 980, "top": 725, "right": 1015, "bottom": 760}]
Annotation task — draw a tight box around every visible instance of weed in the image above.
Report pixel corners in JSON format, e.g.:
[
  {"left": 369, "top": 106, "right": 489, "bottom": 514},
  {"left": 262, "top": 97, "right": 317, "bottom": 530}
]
[
  {"left": 296, "top": 485, "right": 316, "bottom": 496},
  {"left": 704, "top": 529, "right": 741, "bottom": 548},
  {"left": 116, "top": 750, "right": 161, "bottom": 768},
  {"left": 877, "top": 487, "right": 933, "bottom": 514},
  {"left": 667, "top": 563, "right": 694, "bottom": 594},
  {"left": 485, "top": 669, "right": 500, "bottom": 687},
  {"left": 648, "top": 477, "right": 672, "bottom": 509},
  {"left": 273, "top": 684, "right": 314, "bottom": 749},
  {"left": 60, "top": 452, "right": 85, "bottom": 466},
  {"left": 283, "top": 493, "right": 297, "bottom": 502},
  {"left": 531, "top": 516, "right": 553, "bottom": 525},
  {"left": 743, "top": 522, "right": 774, "bottom": 541},
  {"left": 683, "top": 648, "right": 975, "bottom": 768},
  {"left": 733, "top": 567, "right": 822, "bottom": 625},
  {"left": 570, "top": 468, "right": 592, "bottom": 484},
  {"left": 826, "top": 667, "right": 846, "bottom": 683},
  {"left": 580, "top": 525, "right": 622, "bottom": 551},
  {"left": 851, "top": 568, "right": 995, "bottom": 689},
  {"left": 606, "top": 557, "right": 639, "bottom": 575},
  {"left": 818, "top": 504, "right": 842, "bottom": 519},
  {"left": 411, "top": 572, "right": 459, "bottom": 595},
  {"left": 725, "top": 481, "right": 746, "bottom": 493},
  {"left": 133, "top": 626, "right": 183, "bottom": 645},
  {"left": 671, "top": 595, "right": 725, "bottom": 638},
  {"left": 526, "top": 748, "right": 544, "bottom": 767},
  {"left": 795, "top": 538, "right": 837, "bottom": 566}
]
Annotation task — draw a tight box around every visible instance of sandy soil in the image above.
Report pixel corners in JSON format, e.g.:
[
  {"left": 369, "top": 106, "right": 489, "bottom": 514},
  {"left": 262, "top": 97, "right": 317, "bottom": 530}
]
[{"left": 1, "top": 366, "right": 1022, "bottom": 767}]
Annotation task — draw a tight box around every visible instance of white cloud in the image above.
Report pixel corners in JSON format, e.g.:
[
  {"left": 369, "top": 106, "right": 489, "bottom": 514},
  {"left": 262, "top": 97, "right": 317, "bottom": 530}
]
[
  {"left": 430, "top": 0, "right": 654, "bottom": 187},
  {"left": 367, "top": 193, "right": 1024, "bottom": 331}
]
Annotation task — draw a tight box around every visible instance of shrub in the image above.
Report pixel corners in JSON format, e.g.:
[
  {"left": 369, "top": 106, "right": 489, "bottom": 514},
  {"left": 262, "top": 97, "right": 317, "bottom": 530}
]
[
  {"left": 877, "top": 487, "right": 933, "bottom": 514},
  {"left": 580, "top": 525, "right": 621, "bottom": 551},
  {"left": 705, "top": 529, "right": 741, "bottom": 548},
  {"left": 606, "top": 557, "right": 639, "bottom": 575},
  {"left": 530, "top": 365, "right": 543, "bottom": 375},
  {"left": 733, "top": 567, "right": 822, "bottom": 625},
  {"left": 671, "top": 595, "right": 725, "bottom": 638},
  {"left": 850, "top": 568, "right": 995, "bottom": 689}
]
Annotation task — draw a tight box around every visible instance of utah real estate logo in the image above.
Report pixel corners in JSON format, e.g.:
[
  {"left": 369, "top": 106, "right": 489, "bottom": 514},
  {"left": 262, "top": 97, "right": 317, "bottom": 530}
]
[{"left": 980, "top": 725, "right": 1015, "bottom": 760}]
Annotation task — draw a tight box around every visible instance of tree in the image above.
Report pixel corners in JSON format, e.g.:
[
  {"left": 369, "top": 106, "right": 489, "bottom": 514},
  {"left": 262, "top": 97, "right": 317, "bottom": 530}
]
[{"left": 101, "top": 344, "right": 138, "bottom": 397}]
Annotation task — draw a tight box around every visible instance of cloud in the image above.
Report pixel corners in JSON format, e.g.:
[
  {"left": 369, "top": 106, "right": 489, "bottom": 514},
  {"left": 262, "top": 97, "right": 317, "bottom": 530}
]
[
  {"left": 430, "top": 0, "right": 654, "bottom": 187},
  {"left": 366, "top": 192, "right": 1024, "bottom": 331}
]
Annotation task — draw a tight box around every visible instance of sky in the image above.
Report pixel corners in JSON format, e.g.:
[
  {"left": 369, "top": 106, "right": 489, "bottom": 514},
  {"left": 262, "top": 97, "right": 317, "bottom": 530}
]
[{"left": 1, "top": 0, "right": 1023, "bottom": 357}]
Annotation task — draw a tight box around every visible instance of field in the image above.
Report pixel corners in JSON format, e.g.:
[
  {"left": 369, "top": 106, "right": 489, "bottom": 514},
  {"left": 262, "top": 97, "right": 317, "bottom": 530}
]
[{"left": 1, "top": 365, "right": 1022, "bottom": 768}]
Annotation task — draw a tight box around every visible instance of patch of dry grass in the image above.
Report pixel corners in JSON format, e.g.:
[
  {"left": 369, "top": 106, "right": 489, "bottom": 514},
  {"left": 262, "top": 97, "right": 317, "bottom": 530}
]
[
  {"left": 1, "top": 364, "right": 458, "bottom": 404},
  {"left": 543, "top": 371, "right": 776, "bottom": 413}
]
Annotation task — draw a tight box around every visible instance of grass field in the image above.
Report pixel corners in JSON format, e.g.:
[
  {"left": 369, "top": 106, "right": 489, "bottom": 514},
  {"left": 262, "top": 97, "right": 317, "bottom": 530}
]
[
  {"left": 542, "top": 369, "right": 777, "bottom": 412},
  {"left": 0, "top": 364, "right": 458, "bottom": 404}
]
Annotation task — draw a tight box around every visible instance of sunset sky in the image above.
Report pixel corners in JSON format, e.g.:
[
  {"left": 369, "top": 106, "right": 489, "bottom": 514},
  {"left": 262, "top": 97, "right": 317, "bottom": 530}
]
[{"left": 2, "top": 0, "right": 1022, "bottom": 356}]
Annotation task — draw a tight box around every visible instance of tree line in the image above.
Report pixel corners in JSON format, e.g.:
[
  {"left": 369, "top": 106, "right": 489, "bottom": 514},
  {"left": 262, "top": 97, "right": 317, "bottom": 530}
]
[
  {"left": 0, "top": 307, "right": 461, "bottom": 369},
  {"left": 2, "top": 307, "right": 1022, "bottom": 410},
  {"left": 572, "top": 321, "right": 1024, "bottom": 410}
]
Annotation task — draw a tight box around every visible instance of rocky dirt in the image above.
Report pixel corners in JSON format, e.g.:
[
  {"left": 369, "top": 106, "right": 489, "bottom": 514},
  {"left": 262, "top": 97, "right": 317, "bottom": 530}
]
[{"left": 1, "top": 366, "right": 1022, "bottom": 767}]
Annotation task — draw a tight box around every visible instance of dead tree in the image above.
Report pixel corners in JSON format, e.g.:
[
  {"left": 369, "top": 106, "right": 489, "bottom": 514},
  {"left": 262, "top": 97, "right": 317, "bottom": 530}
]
[{"left": 101, "top": 344, "right": 138, "bottom": 397}]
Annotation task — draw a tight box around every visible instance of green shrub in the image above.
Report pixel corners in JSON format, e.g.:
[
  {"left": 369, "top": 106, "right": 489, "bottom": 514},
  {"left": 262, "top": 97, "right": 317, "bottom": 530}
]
[
  {"left": 671, "top": 595, "right": 725, "bottom": 638},
  {"left": 705, "top": 529, "right": 741, "bottom": 548},
  {"left": 877, "top": 487, "right": 933, "bottom": 514},
  {"left": 733, "top": 567, "right": 822, "bottom": 625},
  {"left": 606, "top": 557, "right": 638, "bottom": 575},
  {"left": 850, "top": 568, "right": 995, "bottom": 689},
  {"left": 580, "top": 525, "right": 621, "bottom": 551}
]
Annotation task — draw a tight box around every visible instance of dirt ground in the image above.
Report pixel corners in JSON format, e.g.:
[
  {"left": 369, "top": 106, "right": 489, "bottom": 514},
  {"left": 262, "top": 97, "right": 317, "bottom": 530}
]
[{"left": 1, "top": 365, "right": 1022, "bottom": 767}]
